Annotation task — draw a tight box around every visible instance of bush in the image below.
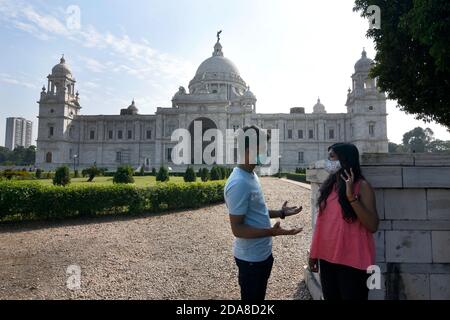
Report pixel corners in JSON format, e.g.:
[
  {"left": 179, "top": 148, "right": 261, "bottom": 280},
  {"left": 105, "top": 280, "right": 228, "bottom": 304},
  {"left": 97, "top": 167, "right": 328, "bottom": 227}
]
[
  {"left": 286, "top": 173, "right": 308, "bottom": 184},
  {"left": 53, "top": 166, "right": 71, "bottom": 186},
  {"left": 0, "top": 180, "right": 225, "bottom": 222},
  {"left": 1, "top": 169, "right": 32, "bottom": 180},
  {"left": 35, "top": 168, "right": 42, "bottom": 179},
  {"left": 199, "top": 168, "right": 209, "bottom": 182},
  {"left": 183, "top": 166, "right": 196, "bottom": 182},
  {"left": 219, "top": 166, "right": 227, "bottom": 179},
  {"left": 210, "top": 165, "right": 223, "bottom": 180},
  {"left": 151, "top": 167, "right": 156, "bottom": 176},
  {"left": 156, "top": 166, "right": 169, "bottom": 182},
  {"left": 82, "top": 165, "right": 101, "bottom": 182},
  {"left": 295, "top": 168, "right": 306, "bottom": 174},
  {"left": 74, "top": 170, "right": 79, "bottom": 178},
  {"left": 139, "top": 165, "right": 145, "bottom": 176},
  {"left": 113, "top": 165, "right": 135, "bottom": 184}
]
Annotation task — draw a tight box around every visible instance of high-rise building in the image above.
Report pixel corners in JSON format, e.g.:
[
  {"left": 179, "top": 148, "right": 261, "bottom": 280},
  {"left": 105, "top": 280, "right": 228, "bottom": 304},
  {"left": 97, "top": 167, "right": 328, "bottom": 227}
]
[{"left": 5, "top": 117, "right": 33, "bottom": 150}]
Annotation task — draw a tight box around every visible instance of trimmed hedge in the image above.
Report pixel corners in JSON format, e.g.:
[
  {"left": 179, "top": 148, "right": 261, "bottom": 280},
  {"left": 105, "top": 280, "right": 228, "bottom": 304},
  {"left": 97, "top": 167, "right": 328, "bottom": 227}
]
[
  {"left": 0, "top": 180, "right": 225, "bottom": 222},
  {"left": 286, "top": 173, "right": 308, "bottom": 183}
]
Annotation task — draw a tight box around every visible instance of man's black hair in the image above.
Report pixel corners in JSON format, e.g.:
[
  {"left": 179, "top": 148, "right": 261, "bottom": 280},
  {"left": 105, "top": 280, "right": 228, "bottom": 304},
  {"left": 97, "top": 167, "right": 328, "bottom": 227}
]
[{"left": 241, "top": 125, "right": 271, "bottom": 151}]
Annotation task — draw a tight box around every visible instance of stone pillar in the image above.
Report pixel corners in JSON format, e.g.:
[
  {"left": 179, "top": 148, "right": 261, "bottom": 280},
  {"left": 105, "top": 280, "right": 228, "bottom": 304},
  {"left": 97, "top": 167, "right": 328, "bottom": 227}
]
[
  {"left": 155, "top": 114, "right": 163, "bottom": 167},
  {"left": 305, "top": 153, "right": 450, "bottom": 300}
]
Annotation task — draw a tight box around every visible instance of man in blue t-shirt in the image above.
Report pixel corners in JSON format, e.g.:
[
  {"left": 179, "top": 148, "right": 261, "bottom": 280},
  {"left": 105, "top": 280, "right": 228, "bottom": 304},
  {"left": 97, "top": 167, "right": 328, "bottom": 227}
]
[{"left": 224, "top": 125, "right": 303, "bottom": 301}]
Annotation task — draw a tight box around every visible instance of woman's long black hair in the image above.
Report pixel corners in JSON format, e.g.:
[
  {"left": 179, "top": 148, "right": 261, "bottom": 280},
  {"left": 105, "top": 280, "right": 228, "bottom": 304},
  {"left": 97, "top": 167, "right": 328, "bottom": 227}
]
[{"left": 316, "top": 143, "right": 364, "bottom": 222}]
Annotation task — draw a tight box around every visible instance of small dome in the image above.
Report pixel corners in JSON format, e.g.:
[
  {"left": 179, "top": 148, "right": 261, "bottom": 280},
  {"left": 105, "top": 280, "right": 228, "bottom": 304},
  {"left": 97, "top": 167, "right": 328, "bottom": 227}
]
[
  {"left": 127, "top": 100, "right": 138, "bottom": 114},
  {"left": 242, "top": 86, "right": 256, "bottom": 100},
  {"left": 354, "top": 48, "right": 374, "bottom": 73},
  {"left": 313, "top": 97, "right": 326, "bottom": 113},
  {"left": 172, "top": 86, "right": 186, "bottom": 100},
  {"left": 51, "top": 55, "right": 72, "bottom": 77}
]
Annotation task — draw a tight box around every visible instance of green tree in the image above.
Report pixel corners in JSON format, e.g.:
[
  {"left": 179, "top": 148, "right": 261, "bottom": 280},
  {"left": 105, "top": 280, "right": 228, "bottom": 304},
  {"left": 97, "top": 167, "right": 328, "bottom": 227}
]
[
  {"left": 354, "top": 0, "right": 450, "bottom": 127},
  {"left": 53, "top": 166, "right": 71, "bottom": 186},
  {"left": 183, "top": 166, "right": 196, "bottom": 182},
  {"left": 156, "top": 166, "right": 170, "bottom": 182},
  {"left": 402, "top": 127, "right": 434, "bottom": 153},
  {"left": 427, "top": 139, "right": 450, "bottom": 153},
  {"left": 0, "top": 146, "right": 8, "bottom": 163},
  {"left": 113, "top": 165, "right": 135, "bottom": 184}
]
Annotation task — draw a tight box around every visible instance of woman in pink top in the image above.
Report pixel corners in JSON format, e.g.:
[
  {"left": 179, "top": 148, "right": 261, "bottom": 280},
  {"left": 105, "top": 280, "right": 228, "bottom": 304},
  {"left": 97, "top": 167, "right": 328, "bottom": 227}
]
[{"left": 308, "top": 143, "right": 379, "bottom": 300}]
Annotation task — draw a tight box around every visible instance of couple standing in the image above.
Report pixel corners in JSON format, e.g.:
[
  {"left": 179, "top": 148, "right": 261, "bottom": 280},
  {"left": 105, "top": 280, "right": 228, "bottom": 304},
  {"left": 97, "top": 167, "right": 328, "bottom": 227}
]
[{"left": 224, "top": 125, "right": 379, "bottom": 301}]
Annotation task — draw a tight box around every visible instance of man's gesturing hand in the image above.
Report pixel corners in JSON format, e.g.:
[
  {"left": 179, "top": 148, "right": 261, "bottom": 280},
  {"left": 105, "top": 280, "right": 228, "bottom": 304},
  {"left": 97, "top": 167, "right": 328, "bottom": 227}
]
[
  {"left": 281, "top": 201, "right": 303, "bottom": 217},
  {"left": 271, "top": 221, "right": 303, "bottom": 236}
]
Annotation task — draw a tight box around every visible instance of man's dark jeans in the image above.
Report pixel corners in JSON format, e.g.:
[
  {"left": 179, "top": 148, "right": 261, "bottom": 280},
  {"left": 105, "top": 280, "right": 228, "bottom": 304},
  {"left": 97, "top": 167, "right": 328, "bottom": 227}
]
[{"left": 234, "top": 254, "right": 274, "bottom": 301}]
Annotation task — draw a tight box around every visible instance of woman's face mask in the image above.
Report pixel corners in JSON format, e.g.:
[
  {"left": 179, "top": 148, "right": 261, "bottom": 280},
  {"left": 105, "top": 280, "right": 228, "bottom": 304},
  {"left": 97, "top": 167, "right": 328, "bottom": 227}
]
[{"left": 324, "top": 159, "right": 341, "bottom": 174}]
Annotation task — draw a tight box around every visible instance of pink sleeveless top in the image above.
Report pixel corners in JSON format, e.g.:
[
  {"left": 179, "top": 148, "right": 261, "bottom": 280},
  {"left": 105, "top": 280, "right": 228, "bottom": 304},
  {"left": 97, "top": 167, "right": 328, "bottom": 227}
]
[{"left": 310, "top": 179, "right": 375, "bottom": 270}]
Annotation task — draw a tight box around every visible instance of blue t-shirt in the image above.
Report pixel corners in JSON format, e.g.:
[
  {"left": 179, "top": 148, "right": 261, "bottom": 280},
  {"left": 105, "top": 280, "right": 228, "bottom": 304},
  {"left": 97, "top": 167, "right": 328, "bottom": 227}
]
[{"left": 224, "top": 167, "right": 272, "bottom": 262}]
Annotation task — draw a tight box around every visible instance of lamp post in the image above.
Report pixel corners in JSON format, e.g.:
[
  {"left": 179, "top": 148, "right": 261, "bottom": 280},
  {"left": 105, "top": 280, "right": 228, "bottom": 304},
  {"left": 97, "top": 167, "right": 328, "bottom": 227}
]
[
  {"left": 278, "top": 155, "right": 282, "bottom": 178},
  {"left": 73, "top": 154, "right": 78, "bottom": 173}
]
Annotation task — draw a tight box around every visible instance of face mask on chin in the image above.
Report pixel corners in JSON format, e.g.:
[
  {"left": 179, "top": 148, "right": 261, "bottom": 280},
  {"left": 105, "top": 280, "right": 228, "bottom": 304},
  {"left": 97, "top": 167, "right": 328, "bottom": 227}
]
[{"left": 324, "top": 159, "right": 341, "bottom": 174}]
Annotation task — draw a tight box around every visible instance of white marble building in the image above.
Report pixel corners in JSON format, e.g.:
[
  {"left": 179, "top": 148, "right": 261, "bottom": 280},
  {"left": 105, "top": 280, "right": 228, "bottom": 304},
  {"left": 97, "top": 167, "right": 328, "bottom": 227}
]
[{"left": 36, "top": 35, "right": 388, "bottom": 172}]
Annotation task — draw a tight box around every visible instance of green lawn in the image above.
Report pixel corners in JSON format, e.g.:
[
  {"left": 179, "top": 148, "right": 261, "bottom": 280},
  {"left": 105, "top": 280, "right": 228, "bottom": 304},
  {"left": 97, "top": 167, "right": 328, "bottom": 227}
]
[{"left": 34, "top": 176, "right": 188, "bottom": 187}]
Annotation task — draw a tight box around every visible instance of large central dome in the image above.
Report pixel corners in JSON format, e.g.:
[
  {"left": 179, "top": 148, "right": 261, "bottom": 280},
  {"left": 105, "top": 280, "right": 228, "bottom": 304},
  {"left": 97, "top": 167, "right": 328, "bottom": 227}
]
[
  {"left": 188, "top": 38, "right": 246, "bottom": 94},
  {"left": 195, "top": 55, "right": 240, "bottom": 76}
]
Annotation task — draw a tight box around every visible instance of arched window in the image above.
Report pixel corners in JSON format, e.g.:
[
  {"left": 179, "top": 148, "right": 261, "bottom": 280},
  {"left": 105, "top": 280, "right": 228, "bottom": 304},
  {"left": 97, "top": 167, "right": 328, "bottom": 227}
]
[{"left": 45, "top": 152, "right": 52, "bottom": 163}]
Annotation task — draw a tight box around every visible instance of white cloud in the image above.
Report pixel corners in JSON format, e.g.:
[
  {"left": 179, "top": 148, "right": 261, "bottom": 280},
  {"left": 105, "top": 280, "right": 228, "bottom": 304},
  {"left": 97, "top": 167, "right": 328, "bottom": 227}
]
[
  {"left": 0, "top": 72, "right": 38, "bottom": 89},
  {"left": 1, "top": 0, "right": 193, "bottom": 83},
  {"left": 21, "top": 5, "right": 68, "bottom": 36},
  {"left": 79, "top": 57, "right": 107, "bottom": 73}
]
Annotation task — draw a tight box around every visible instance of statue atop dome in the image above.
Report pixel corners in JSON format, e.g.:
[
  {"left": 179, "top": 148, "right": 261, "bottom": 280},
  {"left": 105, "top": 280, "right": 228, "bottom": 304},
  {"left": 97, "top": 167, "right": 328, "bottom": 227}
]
[{"left": 217, "top": 30, "right": 222, "bottom": 42}]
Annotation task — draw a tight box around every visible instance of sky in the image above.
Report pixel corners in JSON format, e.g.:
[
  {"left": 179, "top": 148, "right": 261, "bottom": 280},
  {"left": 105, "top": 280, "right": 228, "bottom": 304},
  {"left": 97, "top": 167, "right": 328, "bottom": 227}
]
[{"left": 0, "top": 0, "right": 449, "bottom": 147}]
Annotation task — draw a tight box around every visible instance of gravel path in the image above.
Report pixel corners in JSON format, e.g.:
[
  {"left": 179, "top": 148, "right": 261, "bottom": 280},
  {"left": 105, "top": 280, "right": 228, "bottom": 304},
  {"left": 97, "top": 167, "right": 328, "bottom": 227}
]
[{"left": 0, "top": 178, "right": 312, "bottom": 300}]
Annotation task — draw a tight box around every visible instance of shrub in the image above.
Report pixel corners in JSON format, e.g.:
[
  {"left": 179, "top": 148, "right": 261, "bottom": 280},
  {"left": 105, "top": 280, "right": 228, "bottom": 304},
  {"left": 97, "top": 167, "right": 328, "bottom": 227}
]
[
  {"left": 74, "top": 170, "right": 79, "bottom": 178},
  {"left": 0, "top": 180, "right": 225, "bottom": 222},
  {"left": 199, "top": 168, "right": 209, "bottom": 182},
  {"left": 35, "top": 168, "right": 43, "bottom": 179},
  {"left": 156, "top": 166, "right": 169, "bottom": 182},
  {"left": 210, "top": 165, "right": 223, "bottom": 180},
  {"left": 183, "top": 166, "right": 196, "bottom": 182},
  {"left": 139, "top": 165, "right": 145, "bottom": 176},
  {"left": 219, "top": 166, "right": 227, "bottom": 179},
  {"left": 286, "top": 173, "right": 308, "bottom": 184},
  {"left": 295, "top": 167, "right": 306, "bottom": 174},
  {"left": 82, "top": 165, "right": 100, "bottom": 182},
  {"left": 151, "top": 167, "right": 156, "bottom": 176},
  {"left": 1, "top": 169, "right": 32, "bottom": 180},
  {"left": 113, "top": 165, "right": 135, "bottom": 184},
  {"left": 53, "top": 166, "right": 71, "bottom": 186}
]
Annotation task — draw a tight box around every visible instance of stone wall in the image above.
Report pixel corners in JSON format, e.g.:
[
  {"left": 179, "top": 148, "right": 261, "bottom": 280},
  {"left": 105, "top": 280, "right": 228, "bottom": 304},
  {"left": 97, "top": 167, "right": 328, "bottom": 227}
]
[{"left": 305, "top": 153, "right": 450, "bottom": 300}]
